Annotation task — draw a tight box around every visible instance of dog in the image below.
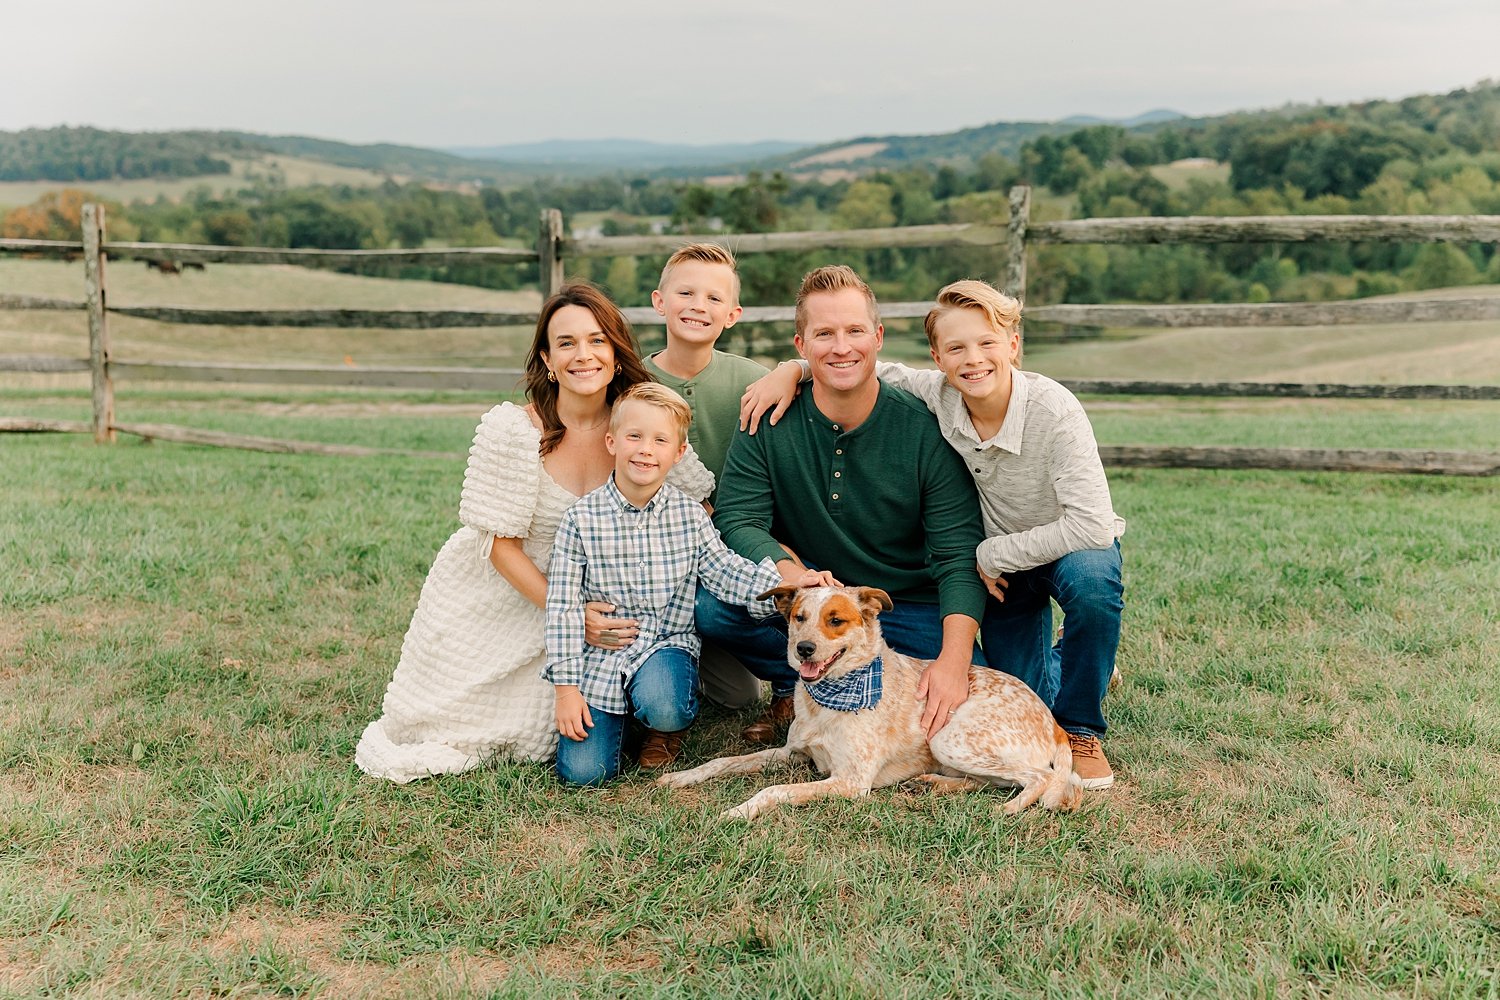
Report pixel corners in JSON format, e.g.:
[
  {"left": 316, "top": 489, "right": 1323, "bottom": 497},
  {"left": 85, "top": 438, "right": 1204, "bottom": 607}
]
[{"left": 659, "top": 585, "right": 1082, "bottom": 820}]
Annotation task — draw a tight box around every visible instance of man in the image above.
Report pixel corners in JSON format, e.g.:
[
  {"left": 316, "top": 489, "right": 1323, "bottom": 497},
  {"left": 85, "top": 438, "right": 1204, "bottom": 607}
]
[{"left": 696, "top": 265, "right": 988, "bottom": 743}]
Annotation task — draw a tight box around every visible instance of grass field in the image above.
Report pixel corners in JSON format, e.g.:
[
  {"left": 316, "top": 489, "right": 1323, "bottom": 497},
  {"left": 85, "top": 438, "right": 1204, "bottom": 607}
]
[
  {"left": 1027, "top": 285, "right": 1500, "bottom": 386},
  {"left": 3, "top": 431, "right": 1497, "bottom": 997},
  {"left": 1147, "top": 161, "right": 1232, "bottom": 191},
  {"left": 0, "top": 155, "right": 399, "bottom": 213},
  {"left": 3, "top": 261, "right": 1499, "bottom": 995}
]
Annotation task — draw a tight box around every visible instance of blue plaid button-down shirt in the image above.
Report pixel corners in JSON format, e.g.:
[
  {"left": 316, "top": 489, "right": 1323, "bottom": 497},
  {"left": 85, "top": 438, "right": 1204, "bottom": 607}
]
[{"left": 543, "top": 477, "right": 783, "bottom": 715}]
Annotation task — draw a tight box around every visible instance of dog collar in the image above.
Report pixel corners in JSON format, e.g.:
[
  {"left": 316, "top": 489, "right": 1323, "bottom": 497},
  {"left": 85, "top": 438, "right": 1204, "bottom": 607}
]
[{"left": 805, "top": 656, "right": 883, "bottom": 713}]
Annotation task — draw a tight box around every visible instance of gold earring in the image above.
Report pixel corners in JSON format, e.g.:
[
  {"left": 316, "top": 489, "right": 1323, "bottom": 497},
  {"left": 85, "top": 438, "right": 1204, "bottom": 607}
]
[
  {"left": 614, "top": 363, "right": 623, "bottom": 375},
  {"left": 546, "top": 369, "right": 557, "bottom": 382}
]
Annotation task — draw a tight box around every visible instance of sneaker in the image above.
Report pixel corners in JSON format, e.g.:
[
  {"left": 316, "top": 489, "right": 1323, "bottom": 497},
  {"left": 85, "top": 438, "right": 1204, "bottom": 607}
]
[
  {"left": 1067, "top": 733, "right": 1115, "bottom": 790},
  {"left": 637, "top": 728, "right": 686, "bottom": 770},
  {"left": 741, "top": 693, "right": 795, "bottom": 744}
]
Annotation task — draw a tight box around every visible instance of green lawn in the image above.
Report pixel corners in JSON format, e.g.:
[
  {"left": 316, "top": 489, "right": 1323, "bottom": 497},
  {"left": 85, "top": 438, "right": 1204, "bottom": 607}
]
[{"left": 2, "top": 418, "right": 1498, "bottom": 996}]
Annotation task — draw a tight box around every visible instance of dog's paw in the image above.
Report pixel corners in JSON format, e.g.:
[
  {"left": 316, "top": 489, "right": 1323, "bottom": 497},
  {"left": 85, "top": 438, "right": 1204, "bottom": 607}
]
[
  {"left": 719, "top": 800, "right": 758, "bottom": 822},
  {"left": 656, "top": 770, "right": 696, "bottom": 788}
]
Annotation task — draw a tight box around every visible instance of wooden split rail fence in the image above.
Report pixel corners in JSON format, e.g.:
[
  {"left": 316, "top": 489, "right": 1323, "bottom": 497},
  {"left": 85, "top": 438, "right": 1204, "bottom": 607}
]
[{"left": 2, "top": 190, "right": 1498, "bottom": 474}]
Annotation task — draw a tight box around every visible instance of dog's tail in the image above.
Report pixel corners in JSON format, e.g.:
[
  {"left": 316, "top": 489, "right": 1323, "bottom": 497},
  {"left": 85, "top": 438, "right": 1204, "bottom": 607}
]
[{"left": 1042, "top": 723, "right": 1084, "bottom": 811}]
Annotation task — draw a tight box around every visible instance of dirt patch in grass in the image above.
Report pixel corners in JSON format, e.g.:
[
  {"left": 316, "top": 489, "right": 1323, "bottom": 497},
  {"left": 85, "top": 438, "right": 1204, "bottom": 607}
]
[
  {"left": 0, "top": 602, "right": 138, "bottom": 674},
  {"left": 204, "top": 907, "right": 526, "bottom": 997},
  {"left": 533, "top": 928, "right": 666, "bottom": 978}
]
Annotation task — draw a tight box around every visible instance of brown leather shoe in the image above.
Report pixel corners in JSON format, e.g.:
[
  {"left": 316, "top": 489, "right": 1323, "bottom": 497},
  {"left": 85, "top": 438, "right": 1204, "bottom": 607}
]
[
  {"left": 637, "top": 728, "right": 686, "bottom": 770},
  {"left": 741, "top": 693, "right": 795, "bottom": 744},
  {"left": 1067, "top": 733, "right": 1115, "bottom": 790}
]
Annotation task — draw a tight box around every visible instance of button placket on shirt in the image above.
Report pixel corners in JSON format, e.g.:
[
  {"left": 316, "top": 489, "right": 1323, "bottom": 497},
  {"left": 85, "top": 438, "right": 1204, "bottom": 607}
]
[
  {"left": 829, "top": 423, "right": 847, "bottom": 507},
  {"left": 634, "top": 503, "right": 651, "bottom": 587}
]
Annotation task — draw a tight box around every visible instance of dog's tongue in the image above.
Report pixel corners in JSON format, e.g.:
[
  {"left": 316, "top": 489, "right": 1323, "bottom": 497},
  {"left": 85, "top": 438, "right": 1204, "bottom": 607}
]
[{"left": 799, "top": 652, "right": 840, "bottom": 680}]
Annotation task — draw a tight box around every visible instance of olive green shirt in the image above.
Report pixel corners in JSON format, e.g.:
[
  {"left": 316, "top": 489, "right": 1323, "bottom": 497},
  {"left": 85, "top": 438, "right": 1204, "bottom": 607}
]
[{"left": 645, "top": 349, "right": 769, "bottom": 496}]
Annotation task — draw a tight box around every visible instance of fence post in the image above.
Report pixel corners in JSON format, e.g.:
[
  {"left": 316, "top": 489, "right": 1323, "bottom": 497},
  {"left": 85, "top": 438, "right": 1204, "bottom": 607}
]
[
  {"left": 81, "top": 203, "right": 115, "bottom": 443},
  {"left": 537, "top": 208, "right": 564, "bottom": 299},
  {"left": 1005, "top": 185, "right": 1031, "bottom": 364}
]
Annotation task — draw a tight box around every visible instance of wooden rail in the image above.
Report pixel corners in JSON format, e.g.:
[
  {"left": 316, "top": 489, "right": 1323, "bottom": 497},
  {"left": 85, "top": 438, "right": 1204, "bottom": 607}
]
[
  {"left": 0, "top": 238, "right": 83, "bottom": 255},
  {"left": 1060, "top": 379, "right": 1500, "bottom": 401},
  {"left": 565, "top": 222, "right": 1010, "bottom": 258},
  {"left": 6, "top": 415, "right": 1489, "bottom": 475},
  {"left": 0, "top": 237, "right": 535, "bottom": 265},
  {"left": 109, "top": 306, "right": 540, "bottom": 328},
  {"left": 0, "top": 293, "right": 84, "bottom": 310},
  {"left": 1028, "top": 297, "right": 1500, "bottom": 328},
  {"left": 0, "top": 416, "right": 458, "bottom": 458},
  {"left": 105, "top": 242, "right": 537, "bottom": 266},
  {"left": 110, "top": 360, "right": 522, "bottom": 391},
  {"left": 2, "top": 195, "right": 1497, "bottom": 474},
  {"left": 1099, "top": 445, "right": 1500, "bottom": 477},
  {"left": 1030, "top": 214, "right": 1500, "bottom": 245},
  {"left": 6, "top": 352, "right": 1491, "bottom": 401}
]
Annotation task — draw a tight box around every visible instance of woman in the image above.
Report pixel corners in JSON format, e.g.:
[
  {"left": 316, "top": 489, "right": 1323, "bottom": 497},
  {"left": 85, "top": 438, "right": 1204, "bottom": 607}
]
[{"left": 356, "top": 283, "right": 713, "bottom": 782}]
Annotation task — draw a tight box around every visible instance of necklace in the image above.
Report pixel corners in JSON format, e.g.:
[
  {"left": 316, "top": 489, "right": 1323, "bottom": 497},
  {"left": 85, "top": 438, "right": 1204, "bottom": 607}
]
[{"left": 562, "top": 413, "right": 609, "bottom": 433}]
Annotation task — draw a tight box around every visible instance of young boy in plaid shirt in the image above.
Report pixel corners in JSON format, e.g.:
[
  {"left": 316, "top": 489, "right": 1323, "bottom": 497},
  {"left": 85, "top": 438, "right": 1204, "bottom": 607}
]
[{"left": 543, "top": 382, "right": 836, "bottom": 786}]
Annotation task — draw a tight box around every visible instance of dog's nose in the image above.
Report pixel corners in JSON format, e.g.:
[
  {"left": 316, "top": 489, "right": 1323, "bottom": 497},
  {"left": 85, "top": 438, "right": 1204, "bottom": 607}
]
[{"left": 795, "top": 641, "right": 816, "bottom": 660}]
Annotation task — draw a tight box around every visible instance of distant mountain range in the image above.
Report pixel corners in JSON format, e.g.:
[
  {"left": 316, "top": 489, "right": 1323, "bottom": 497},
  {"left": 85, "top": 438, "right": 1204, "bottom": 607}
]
[
  {"left": 447, "top": 112, "right": 1188, "bottom": 172},
  {"left": 1059, "top": 109, "right": 1185, "bottom": 127}
]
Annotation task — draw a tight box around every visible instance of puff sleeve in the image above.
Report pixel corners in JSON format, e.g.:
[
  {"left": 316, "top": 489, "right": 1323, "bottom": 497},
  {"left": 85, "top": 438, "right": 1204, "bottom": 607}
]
[
  {"left": 458, "top": 403, "right": 541, "bottom": 538},
  {"left": 665, "top": 442, "right": 715, "bottom": 504}
]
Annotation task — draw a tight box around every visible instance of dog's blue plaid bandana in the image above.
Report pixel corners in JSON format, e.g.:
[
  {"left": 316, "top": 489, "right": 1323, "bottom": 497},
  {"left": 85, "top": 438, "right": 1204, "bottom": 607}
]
[{"left": 805, "top": 656, "right": 883, "bottom": 712}]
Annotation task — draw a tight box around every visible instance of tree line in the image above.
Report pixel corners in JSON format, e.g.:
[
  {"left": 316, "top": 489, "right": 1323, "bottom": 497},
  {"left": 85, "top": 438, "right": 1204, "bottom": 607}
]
[{"left": 0, "top": 127, "right": 239, "bottom": 182}]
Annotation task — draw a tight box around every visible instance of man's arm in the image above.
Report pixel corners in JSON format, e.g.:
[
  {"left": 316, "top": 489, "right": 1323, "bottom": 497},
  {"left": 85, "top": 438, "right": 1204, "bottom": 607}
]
[
  {"left": 916, "top": 612, "right": 980, "bottom": 739},
  {"left": 912, "top": 426, "right": 988, "bottom": 736},
  {"left": 712, "top": 425, "right": 797, "bottom": 567}
]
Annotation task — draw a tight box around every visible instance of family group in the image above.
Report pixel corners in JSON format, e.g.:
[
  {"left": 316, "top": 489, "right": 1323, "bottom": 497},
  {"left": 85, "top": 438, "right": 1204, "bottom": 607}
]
[{"left": 354, "top": 243, "right": 1126, "bottom": 792}]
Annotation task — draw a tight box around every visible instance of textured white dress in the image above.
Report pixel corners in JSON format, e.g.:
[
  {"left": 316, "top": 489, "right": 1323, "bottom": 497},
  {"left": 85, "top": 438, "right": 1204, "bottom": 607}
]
[{"left": 355, "top": 401, "right": 713, "bottom": 783}]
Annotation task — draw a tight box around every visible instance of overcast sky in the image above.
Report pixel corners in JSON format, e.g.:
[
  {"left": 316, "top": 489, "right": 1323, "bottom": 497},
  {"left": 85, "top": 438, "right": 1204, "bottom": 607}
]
[{"left": 3, "top": 1, "right": 1496, "bottom": 149}]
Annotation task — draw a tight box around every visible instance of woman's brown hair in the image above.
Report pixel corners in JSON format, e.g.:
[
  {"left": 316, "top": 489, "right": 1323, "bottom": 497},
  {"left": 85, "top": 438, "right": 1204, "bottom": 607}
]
[{"left": 524, "top": 282, "right": 654, "bottom": 455}]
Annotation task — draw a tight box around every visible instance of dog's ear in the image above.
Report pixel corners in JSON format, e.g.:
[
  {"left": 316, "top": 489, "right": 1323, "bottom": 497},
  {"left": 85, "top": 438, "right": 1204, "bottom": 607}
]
[
  {"left": 855, "top": 587, "right": 894, "bottom": 617},
  {"left": 756, "top": 585, "right": 801, "bottom": 620}
]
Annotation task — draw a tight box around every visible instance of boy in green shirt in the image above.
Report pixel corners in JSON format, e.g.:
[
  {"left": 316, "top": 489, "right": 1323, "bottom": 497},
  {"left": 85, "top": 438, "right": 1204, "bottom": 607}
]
[
  {"left": 643, "top": 242, "right": 771, "bottom": 490},
  {"left": 592, "top": 243, "right": 775, "bottom": 709}
]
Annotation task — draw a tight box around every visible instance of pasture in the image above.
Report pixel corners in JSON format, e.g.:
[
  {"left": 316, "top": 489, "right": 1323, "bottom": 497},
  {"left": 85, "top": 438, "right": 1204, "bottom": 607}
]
[
  {"left": 2, "top": 258, "right": 1499, "bottom": 996},
  {"left": 0, "top": 155, "right": 401, "bottom": 214}
]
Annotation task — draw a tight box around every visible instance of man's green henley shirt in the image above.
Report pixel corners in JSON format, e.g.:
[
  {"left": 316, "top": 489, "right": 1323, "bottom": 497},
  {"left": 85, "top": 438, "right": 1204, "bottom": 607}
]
[{"left": 713, "top": 383, "right": 987, "bottom": 623}]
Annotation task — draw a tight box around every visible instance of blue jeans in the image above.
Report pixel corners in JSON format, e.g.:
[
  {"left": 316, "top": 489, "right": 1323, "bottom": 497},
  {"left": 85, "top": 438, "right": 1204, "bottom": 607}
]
[
  {"left": 980, "top": 541, "right": 1122, "bottom": 738},
  {"left": 555, "top": 646, "right": 699, "bottom": 787},
  {"left": 694, "top": 588, "right": 986, "bottom": 698}
]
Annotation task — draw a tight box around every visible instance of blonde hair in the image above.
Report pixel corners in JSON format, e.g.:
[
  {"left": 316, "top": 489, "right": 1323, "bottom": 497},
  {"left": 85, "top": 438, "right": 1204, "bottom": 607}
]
[
  {"left": 658, "top": 242, "right": 740, "bottom": 301},
  {"left": 793, "top": 264, "right": 880, "bottom": 337},
  {"left": 610, "top": 381, "right": 693, "bottom": 443},
  {"left": 923, "top": 279, "right": 1022, "bottom": 350}
]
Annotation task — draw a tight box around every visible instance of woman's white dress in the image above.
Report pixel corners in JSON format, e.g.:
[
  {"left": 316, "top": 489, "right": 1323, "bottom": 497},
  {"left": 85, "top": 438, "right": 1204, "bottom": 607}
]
[{"left": 355, "top": 401, "right": 712, "bottom": 783}]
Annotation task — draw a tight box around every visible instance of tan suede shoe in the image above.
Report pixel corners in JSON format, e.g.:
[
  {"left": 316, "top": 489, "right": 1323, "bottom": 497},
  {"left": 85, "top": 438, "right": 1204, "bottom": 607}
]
[{"left": 1067, "top": 733, "right": 1115, "bottom": 790}]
